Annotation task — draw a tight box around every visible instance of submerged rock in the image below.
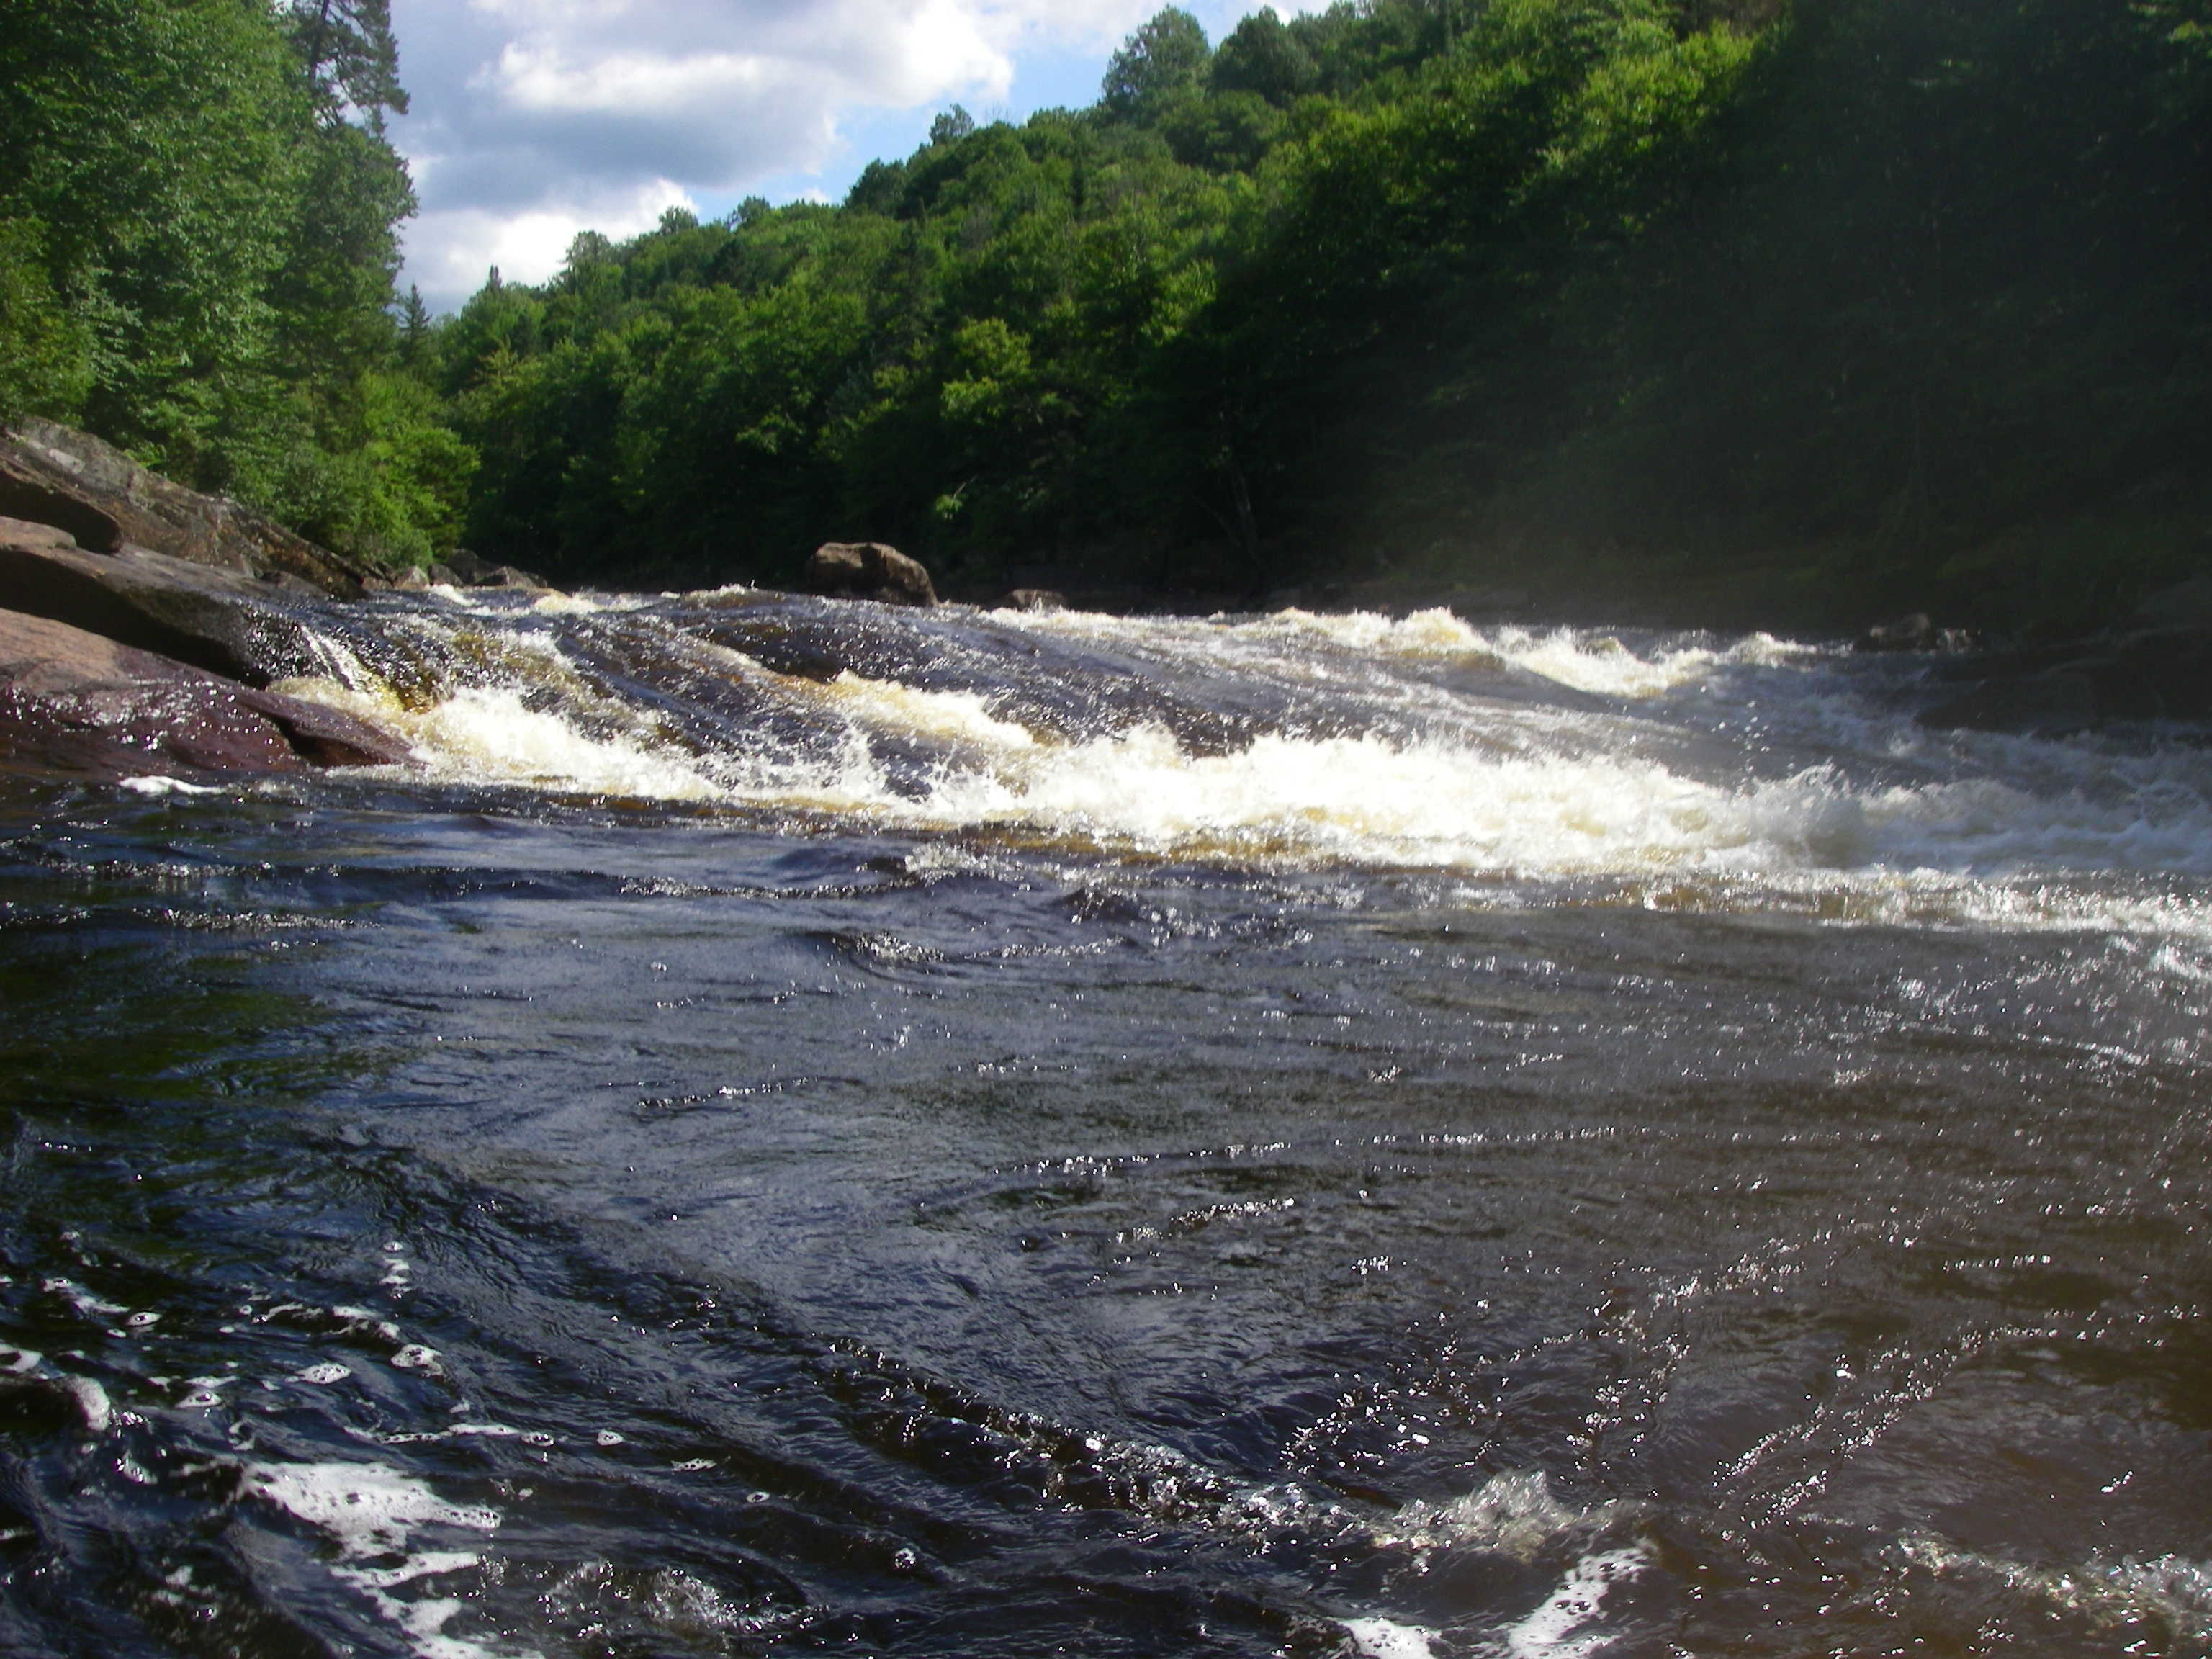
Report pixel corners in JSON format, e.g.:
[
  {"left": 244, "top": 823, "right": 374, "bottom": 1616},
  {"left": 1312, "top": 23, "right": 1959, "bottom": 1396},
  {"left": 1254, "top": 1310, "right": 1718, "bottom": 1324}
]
[
  {"left": 1917, "top": 625, "right": 2212, "bottom": 733},
  {"left": 0, "top": 607, "right": 410, "bottom": 778},
  {"left": 803, "top": 541, "right": 938, "bottom": 608},
  {"left": 1857, "top": 612, "right": 1973, "bottom": 653}
]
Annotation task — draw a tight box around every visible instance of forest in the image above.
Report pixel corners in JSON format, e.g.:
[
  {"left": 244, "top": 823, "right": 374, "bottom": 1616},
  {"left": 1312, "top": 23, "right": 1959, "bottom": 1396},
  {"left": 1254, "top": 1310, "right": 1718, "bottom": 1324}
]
[{"left": 4, "top": 0, "right": 2208, "bottom": 631}]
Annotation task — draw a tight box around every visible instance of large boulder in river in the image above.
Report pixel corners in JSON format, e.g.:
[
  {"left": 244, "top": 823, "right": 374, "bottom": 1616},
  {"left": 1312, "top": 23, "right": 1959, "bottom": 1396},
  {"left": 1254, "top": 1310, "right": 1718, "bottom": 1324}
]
[
  {"left": 0, "top": 523, "right": 333, "bottom": 686},
  {"left": 801, "top": 541, "right": 938, "bottom": 608},
  {"left": 429, "top": 546, "right": 552, "bottom": 590},
  {"left": 0, "top": 607, "right": 409, "bottom": 778},
  {"left": 0, "top": 418, "right": 379, "bottom": 597}
]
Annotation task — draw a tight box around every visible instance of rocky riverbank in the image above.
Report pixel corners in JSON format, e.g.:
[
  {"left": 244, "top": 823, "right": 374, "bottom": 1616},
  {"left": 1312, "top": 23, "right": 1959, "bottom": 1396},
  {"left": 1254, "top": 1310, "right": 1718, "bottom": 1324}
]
[
  {"left": 5, "top": 418, "right": 2209, "bottom": 785},
  {"left": 0, "top": 422, "right": 418, "bottom": 781}
]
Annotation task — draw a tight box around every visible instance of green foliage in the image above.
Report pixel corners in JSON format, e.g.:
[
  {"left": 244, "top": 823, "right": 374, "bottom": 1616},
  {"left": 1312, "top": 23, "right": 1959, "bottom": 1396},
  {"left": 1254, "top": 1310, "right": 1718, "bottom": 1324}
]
[
  {"left": 930, "top": 105, "right": 979, "bottom": 146},
  {"left": 0, "top": 0, "right": 308, "bottom": 469},
  {"left": 419, "top": 0, "right": 1797, "bottom": 595},
  {"left": 1213, "top": 10, "right": 1319, "bottom": 104},
  {"left": 1102, "top": 9, "right": 1214, "bottom": 120},
  {"left": 0, "top": 218, "right": 91, "bottom": 423},
  {"left": 1467, "top": 0, "right": 2212, "bottom": 621},
  {"left": 282, "top": 0, "right": 409, "bottom": 129},
  {"left": 71, "top": 0, "right": 2168, "bottom": 630},
  {"left": 0, "top": 0, "right": 469, "bottom": 572}
]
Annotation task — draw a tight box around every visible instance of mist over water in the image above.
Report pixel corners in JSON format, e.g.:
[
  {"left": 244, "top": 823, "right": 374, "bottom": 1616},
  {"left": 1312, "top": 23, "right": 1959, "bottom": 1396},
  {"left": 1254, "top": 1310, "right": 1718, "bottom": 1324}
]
[{"left": 4, "top": 588, "right": 2211, "bottom": 1658}]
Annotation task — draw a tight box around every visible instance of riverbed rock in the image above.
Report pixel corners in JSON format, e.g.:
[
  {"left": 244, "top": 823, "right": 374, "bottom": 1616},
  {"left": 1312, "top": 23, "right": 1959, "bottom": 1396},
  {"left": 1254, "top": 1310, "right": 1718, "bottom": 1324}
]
[
  {"left": 1857, "top": 612, "right": 1973, "bottom": 653},
  {"left": 803, "top": 541, "right": 938, "bottom": 607},
  {"left": 2131, "top": 575, "right": 2212, "bottom": 631},
  {"left": 1917, "top": 626, "right": 2212, "bottom": 732},
  {"left": 0, "top": 529, "right": 331, "bottom": 685},
  {"left": 433, "top": 547, "right": 551, "bottom": 590},
  {"left": 0, "top": 418, "right": 381, "bottom": 596},
  {"left": 0, "top": 607, "right": 410, "bottom": 778}
]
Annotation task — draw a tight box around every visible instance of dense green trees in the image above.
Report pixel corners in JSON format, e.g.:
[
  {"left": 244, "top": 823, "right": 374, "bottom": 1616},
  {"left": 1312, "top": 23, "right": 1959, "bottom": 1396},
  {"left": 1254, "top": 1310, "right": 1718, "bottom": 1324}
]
[
  {"left": 5, "top": 0, "right": 2204, "bottom": 627},
  {"left": 0, "top": 0, "right": 462, "bottom": 566},
  {"left": 423, "top": 0, "right": 2206, "bottom": 625},
  {"left": 431, "top": 0, "right": 1776, "bottom": 597}
]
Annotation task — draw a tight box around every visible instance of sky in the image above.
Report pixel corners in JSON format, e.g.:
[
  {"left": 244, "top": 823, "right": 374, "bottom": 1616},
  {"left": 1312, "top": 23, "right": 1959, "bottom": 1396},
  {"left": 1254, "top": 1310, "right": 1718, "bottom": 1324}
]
[{"left": 387, "top": 0, "right": 1306, "bottom": 311}]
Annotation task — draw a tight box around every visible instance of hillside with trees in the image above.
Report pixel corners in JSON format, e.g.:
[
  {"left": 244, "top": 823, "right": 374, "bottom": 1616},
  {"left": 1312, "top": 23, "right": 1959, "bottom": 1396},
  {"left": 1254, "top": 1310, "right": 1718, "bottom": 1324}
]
[
  {"left": 4, "top": 0, "right": 2208, "bottom": 631},
  {"left": 0, "top": 0, "right": 468, "bottom": 567}
]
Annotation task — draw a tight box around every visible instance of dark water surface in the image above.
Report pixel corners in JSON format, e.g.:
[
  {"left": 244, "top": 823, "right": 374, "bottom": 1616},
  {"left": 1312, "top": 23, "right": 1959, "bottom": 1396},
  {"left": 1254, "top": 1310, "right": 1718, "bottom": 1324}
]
[{"left": 3, "top": 590, "right": 2210, "bottom": 1657}]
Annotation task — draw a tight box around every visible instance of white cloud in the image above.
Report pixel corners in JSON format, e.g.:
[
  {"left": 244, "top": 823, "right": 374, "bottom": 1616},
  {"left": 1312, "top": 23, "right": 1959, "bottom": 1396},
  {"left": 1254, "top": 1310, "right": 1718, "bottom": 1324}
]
[
  {"left": 388, "top": 0, "right": 1284, "bottom": 307},
  {"left": 405, "top": 179, "right": 699, "bottom": 300}
]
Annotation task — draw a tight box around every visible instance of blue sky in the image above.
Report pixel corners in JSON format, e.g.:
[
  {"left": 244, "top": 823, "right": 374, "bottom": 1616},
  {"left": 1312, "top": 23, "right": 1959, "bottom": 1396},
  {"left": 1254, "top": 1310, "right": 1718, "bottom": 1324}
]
[{"left": 387, "top": 1, "right": 1305, "bottom": 310}]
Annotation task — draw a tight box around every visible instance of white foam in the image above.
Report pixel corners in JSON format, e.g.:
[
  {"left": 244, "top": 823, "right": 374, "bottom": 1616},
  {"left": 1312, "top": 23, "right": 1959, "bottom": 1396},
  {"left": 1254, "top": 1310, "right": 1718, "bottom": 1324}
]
[
  {"left": 246, "top": 1461, "right": 499, "bottom": 1557},
  {"left": 823, "top": 671, "right": 1040, "bottom": 752},
  {"left": 1344, "top": 1615, "right": 1442, "bottom": 1658},
  {"left": 60, "top": 1376, "right": 111, "bottom": 1431},
  {"left": 282, "top": 664, "right": 2212, "bottom": 925},
  {"left": 527, "top": 590, "right": 598, "bottom": 615},
  {"left": 1484, "top": 626, "right": 1813, "bottom": 698},
  {"left": 1257, "top": 606, "right": 1503, "bottom": 662},
  {"left": 1503, "top": 1547, "right": 1650, "bottom": 1658},
  {"left": 276, "top": 678, "right": 721, "bottom": 801},
  {"left": 1376, "top": 1470, "right": 1602, "bottom": 1563},
  {"left": 244, "top": 1461, "right": 513, "bottom": 1659},
  {"left": 118, "top": 775, "right": 226, "bottom": 797},
  {"left": 271, "top": 606, "right": 2212, "bottom": 931},
  {"left": 1899, "top": 1534, "right": 2212, "bottom": 1643}
]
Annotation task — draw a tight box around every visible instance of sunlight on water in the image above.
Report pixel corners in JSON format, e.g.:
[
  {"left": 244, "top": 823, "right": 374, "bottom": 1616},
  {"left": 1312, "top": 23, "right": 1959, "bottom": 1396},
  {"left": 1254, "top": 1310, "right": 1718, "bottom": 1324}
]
[
  {"left": 274, "top": 675, "right": 725, "bottom": 800},
  {"left": 7, "top": 587, "right": 2212, "bottom": 1658},
  {"left": 257, "top": 600, "right": 2212, "bottom": 946}
]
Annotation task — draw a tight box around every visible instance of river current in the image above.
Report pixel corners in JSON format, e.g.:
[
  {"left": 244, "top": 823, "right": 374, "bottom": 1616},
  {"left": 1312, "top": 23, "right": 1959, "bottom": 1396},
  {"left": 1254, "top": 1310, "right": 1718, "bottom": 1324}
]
[{"left": 3, "top": 585, "right": 2210, "bottom": 1658}]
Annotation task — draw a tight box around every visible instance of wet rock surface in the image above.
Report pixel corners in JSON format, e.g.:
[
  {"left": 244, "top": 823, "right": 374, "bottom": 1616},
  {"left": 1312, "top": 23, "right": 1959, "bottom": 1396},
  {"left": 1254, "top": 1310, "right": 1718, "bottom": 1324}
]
[
  {"left": 0, "top": 531, "right": 331, "bottom": 686},
  {"left": 0, "top": 421, "right": 416, "bottom": 780},
  {"left": 0, "top": 608, "right": 411, "bottom": 778}
]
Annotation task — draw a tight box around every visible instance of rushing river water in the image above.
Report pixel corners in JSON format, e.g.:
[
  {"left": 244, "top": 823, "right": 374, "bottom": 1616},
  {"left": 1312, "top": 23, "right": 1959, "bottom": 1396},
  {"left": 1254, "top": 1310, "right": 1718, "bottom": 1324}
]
[{"left": 4, "top": 585, "right": 2211, "bottom": 1658}]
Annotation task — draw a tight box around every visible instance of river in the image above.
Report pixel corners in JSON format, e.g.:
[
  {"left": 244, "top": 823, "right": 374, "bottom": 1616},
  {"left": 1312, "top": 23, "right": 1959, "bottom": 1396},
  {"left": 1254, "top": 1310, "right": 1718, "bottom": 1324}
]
[{"left": 2, "top": 585, "right": 2208, "bottom": 1657}]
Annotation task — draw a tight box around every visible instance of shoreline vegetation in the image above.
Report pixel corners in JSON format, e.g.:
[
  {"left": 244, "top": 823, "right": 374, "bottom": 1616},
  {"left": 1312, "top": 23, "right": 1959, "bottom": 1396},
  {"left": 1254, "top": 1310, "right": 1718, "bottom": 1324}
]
[
  {"left": 2, "top": 0, "right": 2208, "bottom": 643},
  {"left": 6, "top": 411, "right": 2212, "bottom": 793}
]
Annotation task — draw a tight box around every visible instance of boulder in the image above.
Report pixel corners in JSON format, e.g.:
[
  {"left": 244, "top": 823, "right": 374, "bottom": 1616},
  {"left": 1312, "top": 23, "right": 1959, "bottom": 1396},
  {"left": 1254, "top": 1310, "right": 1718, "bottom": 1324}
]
[
  {"left": 0, "top": 529, "right": 331, "bottom": 686},
  {"left": 2131, "top": 575, "right": 2212, "bottom": 632},
  {"left": 0, "top": 514, "right": 81, "bottom": 552},
  {"left": 0, "top": 607, "right": 410, "bottom": 778},
  {"left": 1856, "top": 613, "right": 1972, "bottom": 653},
  {"left": 432, "top": 547, "right": 549, "bottom": 589},
  {"left": 802, "top": 541, "right": 938, "bottom": 607},
  {"left": 1916, "top": 627, "right": 2212, "bottom": 733},
  {"left": 0, "top": 418, "right": 381, "bottom": 597}
]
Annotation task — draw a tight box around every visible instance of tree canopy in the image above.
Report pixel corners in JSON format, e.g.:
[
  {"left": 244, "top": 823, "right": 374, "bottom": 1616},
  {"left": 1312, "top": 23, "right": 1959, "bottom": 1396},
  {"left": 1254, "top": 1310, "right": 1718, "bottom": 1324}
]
[
  {"left": 0, "top": 0, "right": 460, "bottom": 565},
  {"left": 4, "top": 0, "right": 2206, "bottom": 630}
]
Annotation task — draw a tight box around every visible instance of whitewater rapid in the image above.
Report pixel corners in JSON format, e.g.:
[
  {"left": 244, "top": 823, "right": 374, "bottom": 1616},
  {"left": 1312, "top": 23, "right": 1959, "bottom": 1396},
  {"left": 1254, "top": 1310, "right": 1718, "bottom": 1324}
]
[{"left": 250, "top": 592, "right": 2212, "bottom": 940}]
